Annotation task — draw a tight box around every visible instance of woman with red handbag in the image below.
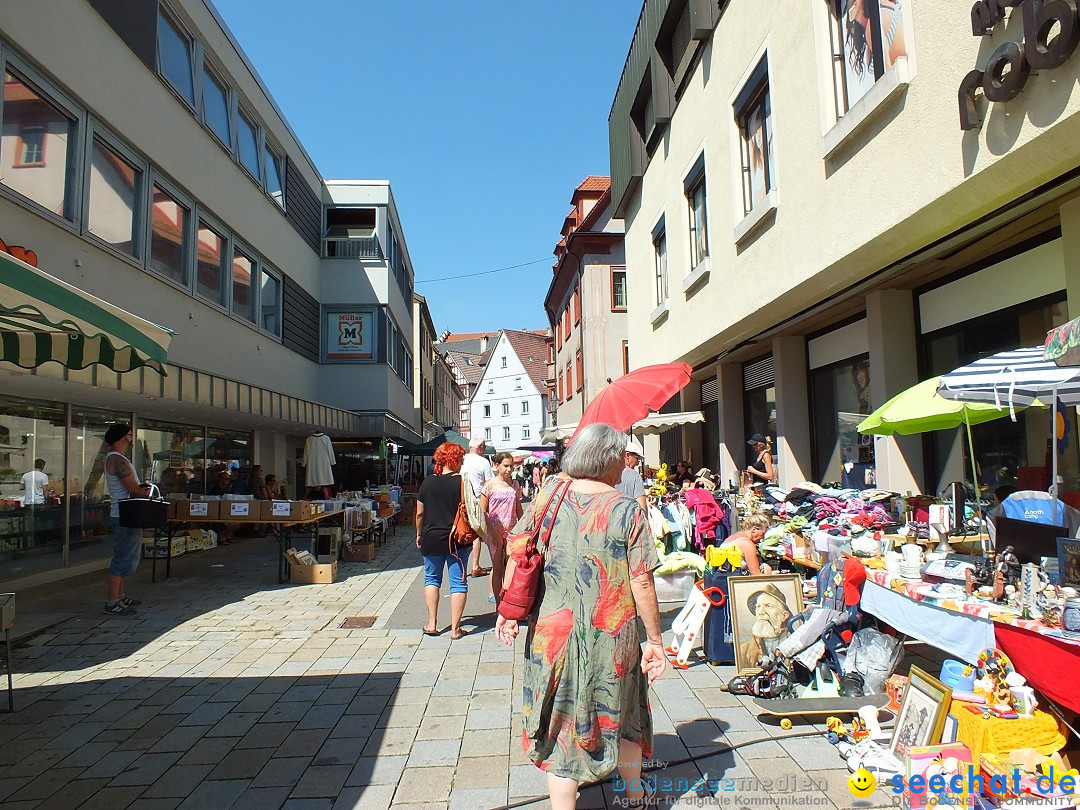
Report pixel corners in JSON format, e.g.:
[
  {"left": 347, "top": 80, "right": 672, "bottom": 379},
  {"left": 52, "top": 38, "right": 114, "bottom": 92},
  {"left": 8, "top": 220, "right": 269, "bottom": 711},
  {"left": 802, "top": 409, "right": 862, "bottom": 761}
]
[
  {"left": 495, "top": 423, "right": 667, "bottom": 810},
  {"left": 415, "top": 442, "right": 473, "bottom": 639}
]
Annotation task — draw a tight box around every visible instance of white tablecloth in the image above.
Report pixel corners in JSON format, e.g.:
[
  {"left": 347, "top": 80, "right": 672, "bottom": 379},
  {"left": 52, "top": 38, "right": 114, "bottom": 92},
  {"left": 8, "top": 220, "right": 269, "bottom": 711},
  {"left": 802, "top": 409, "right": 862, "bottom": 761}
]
[{"left": 860, "top": 581, "right": 997, "bottom": 664}]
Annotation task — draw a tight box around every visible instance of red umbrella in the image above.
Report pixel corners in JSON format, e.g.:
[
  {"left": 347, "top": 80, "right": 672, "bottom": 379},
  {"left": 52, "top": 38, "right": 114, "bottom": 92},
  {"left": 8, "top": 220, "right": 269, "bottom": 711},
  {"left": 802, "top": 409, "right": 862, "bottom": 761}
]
[{"left": 569, "top": 362, "right": 693, "bottom": 442}]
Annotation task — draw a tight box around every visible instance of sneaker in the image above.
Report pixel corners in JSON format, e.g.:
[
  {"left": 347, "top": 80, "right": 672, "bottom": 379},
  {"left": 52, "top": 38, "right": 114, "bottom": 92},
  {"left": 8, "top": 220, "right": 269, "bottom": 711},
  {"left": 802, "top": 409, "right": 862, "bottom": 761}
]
[
  {"left": 104, "top": 602, "right": 137, "bottom": 616},
  {"left": 120, "top": 596, "right": 141, "bottom": 607}
]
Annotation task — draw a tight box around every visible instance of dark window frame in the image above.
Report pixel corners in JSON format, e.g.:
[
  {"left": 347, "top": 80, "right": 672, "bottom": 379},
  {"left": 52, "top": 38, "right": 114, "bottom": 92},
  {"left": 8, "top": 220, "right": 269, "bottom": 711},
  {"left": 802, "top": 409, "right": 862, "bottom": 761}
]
[{"left": 611, "top": 266, "right": 628, "bottom": 311}]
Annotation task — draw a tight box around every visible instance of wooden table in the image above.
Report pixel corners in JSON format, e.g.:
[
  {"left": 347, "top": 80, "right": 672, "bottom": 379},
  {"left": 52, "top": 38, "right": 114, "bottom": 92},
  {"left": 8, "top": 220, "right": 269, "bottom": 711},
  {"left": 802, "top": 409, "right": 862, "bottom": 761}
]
[{"left": 151, "top": 511, "right": 345, "bottom": 584}]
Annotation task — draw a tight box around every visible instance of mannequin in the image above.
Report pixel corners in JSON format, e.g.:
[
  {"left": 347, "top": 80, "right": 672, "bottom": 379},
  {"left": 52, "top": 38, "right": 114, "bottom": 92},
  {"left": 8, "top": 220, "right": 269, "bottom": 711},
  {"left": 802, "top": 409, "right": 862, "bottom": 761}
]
[{"left": 303, "top": 432, "right": 336, "bottom": 498}]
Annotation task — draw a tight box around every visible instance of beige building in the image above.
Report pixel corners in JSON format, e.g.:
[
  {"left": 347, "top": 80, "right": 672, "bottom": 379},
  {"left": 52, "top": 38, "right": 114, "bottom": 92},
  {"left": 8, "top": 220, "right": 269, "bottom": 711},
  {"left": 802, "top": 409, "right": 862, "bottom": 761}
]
[
  {"left": 413, "top": 294, "right": 438, "bottom": 439},
  {"left": 609, "top": 0, "right": 1080, "bottom": 494},
  {"left": 545, "top": 177, "right": 627, "bottom": 427}
]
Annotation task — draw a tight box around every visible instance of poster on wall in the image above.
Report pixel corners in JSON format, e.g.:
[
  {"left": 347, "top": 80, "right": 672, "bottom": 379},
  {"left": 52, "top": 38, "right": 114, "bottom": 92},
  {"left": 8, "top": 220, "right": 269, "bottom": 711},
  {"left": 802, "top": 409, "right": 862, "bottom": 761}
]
[{"left": 325, "top": 310, "right": 375, "bottom": 361}]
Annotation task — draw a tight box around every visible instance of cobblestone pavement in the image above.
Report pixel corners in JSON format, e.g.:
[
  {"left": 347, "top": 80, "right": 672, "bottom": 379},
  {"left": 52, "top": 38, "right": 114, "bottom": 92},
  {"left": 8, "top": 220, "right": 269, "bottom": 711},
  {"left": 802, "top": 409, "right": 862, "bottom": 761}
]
[{"left": 1, "top": 525, "right": 939, "bottom": 809}]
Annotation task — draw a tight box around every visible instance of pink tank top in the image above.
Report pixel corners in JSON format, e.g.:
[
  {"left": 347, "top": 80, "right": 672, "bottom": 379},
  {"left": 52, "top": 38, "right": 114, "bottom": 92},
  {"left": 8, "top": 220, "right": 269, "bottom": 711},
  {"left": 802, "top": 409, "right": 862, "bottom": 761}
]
[{"left": 485, "top": 485, "right": 520, "bottom": 540}]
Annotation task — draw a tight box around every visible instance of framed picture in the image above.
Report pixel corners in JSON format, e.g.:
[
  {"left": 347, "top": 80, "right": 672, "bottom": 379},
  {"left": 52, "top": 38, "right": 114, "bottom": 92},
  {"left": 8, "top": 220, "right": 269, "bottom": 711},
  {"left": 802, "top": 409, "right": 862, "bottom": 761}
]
[
  {"left": 889, "top": 667, "right": 952, "bottom": 760},
  {"left": 941, "top": 714, "right": 959, "bottom": 745},
  {"left": 728, "top": 574, "right": 804, "bottom": 674},
  {"left": 1057, "top": 538, "right": 1080, "bottom": 588}
]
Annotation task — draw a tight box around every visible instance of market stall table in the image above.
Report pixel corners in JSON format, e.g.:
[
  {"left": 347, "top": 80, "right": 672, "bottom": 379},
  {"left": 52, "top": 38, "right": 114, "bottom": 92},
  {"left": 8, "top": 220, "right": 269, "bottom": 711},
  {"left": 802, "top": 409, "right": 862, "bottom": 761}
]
[
  {"left": 151, "top": 510, "right": 345, "bottom": 584},
  {"left": 858, "top": 565, "right": 1080, "bottom": 712}
]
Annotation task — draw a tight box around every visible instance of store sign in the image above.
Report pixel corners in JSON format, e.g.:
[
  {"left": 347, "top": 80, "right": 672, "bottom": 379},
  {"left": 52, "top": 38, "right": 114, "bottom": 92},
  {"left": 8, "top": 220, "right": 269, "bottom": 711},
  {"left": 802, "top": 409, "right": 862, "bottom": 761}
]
[
  {"left": 960, "top": 0, "right": 1080, "bottom": 130},
  {"left": 325, "top": 310, "right": 374, "bottom": 361}
]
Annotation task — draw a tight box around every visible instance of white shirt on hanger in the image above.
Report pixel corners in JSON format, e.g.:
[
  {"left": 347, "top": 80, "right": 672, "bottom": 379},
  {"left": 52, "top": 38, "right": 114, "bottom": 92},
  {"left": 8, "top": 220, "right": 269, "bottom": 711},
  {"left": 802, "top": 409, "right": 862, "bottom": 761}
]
[{"left": 303, "top": 433, "right": 336, "bottom": 487}]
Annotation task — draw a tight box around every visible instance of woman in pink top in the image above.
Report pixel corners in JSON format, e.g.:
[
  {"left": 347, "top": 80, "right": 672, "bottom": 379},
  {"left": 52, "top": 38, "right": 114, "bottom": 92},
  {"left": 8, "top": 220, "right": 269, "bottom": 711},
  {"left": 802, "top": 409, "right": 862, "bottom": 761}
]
[{"left": 481, "top": 451, "right": 523, "bottom": 603}]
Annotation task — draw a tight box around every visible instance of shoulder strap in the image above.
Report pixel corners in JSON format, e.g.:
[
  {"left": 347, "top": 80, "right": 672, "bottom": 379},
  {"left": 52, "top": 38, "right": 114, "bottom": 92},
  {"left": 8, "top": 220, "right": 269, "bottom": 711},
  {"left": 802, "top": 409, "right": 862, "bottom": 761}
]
[{"left": 535, "top": 481, "right": 571, "bottom": 555}]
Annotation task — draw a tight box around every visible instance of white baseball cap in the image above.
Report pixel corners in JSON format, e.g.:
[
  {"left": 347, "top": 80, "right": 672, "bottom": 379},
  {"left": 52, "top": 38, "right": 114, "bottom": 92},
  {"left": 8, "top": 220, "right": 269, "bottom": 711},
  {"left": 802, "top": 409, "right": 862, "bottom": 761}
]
[{"left": 625, "top": 436, "right": 644, "bottom": 457}]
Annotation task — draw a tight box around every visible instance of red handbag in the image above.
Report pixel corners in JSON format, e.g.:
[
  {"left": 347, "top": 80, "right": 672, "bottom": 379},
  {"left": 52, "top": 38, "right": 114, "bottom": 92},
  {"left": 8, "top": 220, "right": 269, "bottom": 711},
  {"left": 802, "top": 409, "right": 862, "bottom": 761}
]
[{"left": 498, "top": 480, "right": 570, "bottom": 621}]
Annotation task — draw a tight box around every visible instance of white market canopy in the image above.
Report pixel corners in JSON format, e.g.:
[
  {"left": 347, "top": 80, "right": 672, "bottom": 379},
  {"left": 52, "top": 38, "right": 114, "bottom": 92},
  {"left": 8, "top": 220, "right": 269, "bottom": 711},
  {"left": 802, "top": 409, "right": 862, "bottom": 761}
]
[
  {"left": 0, "top": 250, "right": 174, "bottom": 374},
  {"left": 540, "top": 410, "right": 704, "bottom": 443}
]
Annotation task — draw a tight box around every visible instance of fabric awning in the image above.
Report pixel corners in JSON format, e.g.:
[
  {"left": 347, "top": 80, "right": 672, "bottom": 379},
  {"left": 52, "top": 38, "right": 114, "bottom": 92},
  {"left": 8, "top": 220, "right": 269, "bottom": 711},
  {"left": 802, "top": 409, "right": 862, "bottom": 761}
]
[
  {"left": 0, "top": 251, "right": 173, "bottom": 374},
  {"left": 541, "top": 411, "right": 704, "bottom": 442}
]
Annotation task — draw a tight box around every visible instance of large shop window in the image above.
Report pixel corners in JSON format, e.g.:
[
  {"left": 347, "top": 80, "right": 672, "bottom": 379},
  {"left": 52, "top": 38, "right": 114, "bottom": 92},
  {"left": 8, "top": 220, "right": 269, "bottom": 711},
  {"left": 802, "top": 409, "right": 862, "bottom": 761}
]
[
  {"left": 811, "top": 356, "right": 875, "bottom": 489},
  {"left": 827, "top": 0, "right": 909, "bottom": 116},
  {"left": 136, "top": 421, "right": 206, "bottom": 496},
  {"left": 0, "top": 398, "right": 66, "bottom": 581},
  {"left": 69, "top": 407, "right": 132, "bottom": 562},
  {"left": 196, "top": 219, "right": 227, "bottom": 307},
  {"left": 87, "top": 137, "right": 142, "bottom": 258},
  {"left": 923, "top": 295, "right": 1073, "bottom": 495},
  {"left": 1, "top": 68, "right": 77, "bottom": 220}
]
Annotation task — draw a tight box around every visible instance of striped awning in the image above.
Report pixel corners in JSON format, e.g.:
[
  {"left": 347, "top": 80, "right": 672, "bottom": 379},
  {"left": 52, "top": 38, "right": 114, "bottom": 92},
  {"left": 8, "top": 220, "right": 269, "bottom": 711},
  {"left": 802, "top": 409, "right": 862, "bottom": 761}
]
[
  {"left": 540, "top": 411, "right": 704, "bottom": 442},
  {"left": 0, "top": 250, "right": 173, "bottom": 374},
  {"left": 937, "top": 347, "right": 1080, "bottom": 408}
]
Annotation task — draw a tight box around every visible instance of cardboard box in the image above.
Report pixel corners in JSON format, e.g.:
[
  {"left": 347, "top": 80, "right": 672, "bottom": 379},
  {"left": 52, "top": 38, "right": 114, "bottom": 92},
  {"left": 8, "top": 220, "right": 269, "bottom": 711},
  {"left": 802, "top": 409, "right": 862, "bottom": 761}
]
[
  {"left": 222, "top": 500, "right": 256, "bottom": 520},
  {"left": 144, "top": 537, "right": 186, "bottom": 558},
  {"left": 174, "top": 499, "right": 219, "bottom": 520},
  {"left": 289, "top": 560, "right": 337, "bottom": 584},
  {"left": 315, "top": 528, "right": 341, "bottom": 563},
  {"left": 261, "top": 500, "right": 312, "bottom": 521},
  {"left": 376, "top": 506, "right": 395, "bottom": 518},
  {"left": 342, "top": 541, "right": 375, "bottom": 562}
]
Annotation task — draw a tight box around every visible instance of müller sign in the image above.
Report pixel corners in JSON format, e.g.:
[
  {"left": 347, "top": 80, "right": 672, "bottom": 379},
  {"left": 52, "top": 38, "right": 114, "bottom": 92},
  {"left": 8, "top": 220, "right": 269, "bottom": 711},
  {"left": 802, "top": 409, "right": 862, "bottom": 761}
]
[{"left": 959, "top": 0, "right": 1080, "bottom": 130}]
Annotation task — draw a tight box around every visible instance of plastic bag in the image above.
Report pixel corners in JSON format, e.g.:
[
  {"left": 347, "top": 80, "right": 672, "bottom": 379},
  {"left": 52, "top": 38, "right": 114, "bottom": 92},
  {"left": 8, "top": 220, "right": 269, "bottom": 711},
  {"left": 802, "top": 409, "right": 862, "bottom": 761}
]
[{"left": 842, "top": 628, "right": 903, "bottom": 695}]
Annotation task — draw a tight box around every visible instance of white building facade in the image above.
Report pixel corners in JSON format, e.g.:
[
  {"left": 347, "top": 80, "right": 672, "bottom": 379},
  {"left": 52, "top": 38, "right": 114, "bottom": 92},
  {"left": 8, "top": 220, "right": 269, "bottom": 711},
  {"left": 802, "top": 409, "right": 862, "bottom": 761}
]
[{"left": 469, "top": 331, "right": 551, "bottom": 450}]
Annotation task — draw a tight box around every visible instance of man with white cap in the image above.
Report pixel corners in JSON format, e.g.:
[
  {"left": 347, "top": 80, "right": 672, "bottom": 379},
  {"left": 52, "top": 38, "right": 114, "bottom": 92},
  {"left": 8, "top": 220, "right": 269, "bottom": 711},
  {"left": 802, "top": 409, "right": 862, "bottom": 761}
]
[
  {"left": 461, "top": 435, "right": 493, "bottom": 577},
  {"left": 615, "top": 436, "right": 647, "bottom": 510}
]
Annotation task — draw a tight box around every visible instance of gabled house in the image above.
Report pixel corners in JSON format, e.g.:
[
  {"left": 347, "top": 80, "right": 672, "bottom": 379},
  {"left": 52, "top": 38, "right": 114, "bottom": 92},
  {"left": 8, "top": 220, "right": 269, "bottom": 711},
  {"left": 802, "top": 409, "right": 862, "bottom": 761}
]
[{"left": 469, "top": 330, "right": 553, "bottom": 449}]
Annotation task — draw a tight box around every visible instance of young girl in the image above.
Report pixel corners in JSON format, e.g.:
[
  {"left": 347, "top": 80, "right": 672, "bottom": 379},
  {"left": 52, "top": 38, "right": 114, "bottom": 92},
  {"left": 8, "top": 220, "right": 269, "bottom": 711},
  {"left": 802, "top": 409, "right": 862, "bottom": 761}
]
[{"left": 480, "top": 451, "right": 523, "bottom": 604}]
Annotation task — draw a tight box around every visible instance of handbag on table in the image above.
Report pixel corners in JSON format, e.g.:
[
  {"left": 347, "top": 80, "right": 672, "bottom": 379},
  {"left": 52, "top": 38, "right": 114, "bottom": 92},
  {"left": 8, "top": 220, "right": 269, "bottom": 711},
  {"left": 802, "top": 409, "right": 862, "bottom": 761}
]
[{"left": 498, "top": 480, "right": 571, "bottom": 621}]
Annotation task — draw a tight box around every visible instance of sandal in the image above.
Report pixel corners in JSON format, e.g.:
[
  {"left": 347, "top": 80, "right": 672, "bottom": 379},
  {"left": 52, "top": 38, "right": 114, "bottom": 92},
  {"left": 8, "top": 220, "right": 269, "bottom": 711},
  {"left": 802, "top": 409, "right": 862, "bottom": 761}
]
[
  {"left": 627, "top": 782, "right": 656, "bottom": 808},
  {"left": 422, "top": 627, "right": 440, "bottom": 637},
  {"left": 469, "top": 568, "right": 490, "bottom": 578},
  {"left": 450, "top": 628, "right": 469, "bottom": 640}
]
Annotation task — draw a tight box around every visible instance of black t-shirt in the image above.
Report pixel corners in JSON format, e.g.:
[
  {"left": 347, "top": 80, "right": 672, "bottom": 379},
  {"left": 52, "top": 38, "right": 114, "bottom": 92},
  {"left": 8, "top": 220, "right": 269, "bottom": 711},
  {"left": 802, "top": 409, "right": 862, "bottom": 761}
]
[{"left": 417, "top": 473, "right": 463, "bottom": 555}]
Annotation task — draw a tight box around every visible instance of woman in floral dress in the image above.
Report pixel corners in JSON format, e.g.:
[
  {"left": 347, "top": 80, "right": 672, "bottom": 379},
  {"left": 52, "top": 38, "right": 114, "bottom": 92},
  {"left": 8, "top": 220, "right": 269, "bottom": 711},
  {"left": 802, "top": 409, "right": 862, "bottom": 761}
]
[{"left": 496, "top": 423, "right": 667, "bottom": 810}]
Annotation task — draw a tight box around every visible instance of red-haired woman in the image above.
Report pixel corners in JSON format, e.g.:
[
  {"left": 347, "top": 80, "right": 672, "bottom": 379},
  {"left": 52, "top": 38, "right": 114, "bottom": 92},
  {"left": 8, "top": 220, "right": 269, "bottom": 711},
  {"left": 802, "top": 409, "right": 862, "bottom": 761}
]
[{"left": 415, "top": 441, "right": 472, "bottom": 638}]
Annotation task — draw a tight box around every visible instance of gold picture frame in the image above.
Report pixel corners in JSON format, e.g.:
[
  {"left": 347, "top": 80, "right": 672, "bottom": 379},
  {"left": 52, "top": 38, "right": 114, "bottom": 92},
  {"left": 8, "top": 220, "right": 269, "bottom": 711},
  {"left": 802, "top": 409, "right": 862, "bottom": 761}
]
[
  {"left": 728, "top": 574, "right": 804, "bottom": 674},
  {"left": 889, "top": 666, "right": 952, "bottom": 761}
]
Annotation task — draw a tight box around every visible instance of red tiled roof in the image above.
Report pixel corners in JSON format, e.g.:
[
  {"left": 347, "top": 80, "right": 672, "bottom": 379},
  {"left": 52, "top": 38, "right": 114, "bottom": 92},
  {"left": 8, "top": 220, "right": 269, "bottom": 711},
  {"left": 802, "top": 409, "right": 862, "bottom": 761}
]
[
  {"left": 442, "top": 331, "right": 499, "bottom": 342},
  {"left": 504, "top": 330, "right": 553, "bottom": 395},
  {"left": 446, "top": 350, "right": 488, "bottom": 386},
  {"left": 576, "top": 176, "right": 611, "bottom": 193}
]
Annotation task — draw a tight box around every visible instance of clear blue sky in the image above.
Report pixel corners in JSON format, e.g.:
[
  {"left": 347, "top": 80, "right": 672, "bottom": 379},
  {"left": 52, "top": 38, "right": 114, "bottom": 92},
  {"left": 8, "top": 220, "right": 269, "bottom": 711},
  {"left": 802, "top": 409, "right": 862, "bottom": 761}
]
[{"left": 213, "top": 0, "right": 639, "bottom": 336}]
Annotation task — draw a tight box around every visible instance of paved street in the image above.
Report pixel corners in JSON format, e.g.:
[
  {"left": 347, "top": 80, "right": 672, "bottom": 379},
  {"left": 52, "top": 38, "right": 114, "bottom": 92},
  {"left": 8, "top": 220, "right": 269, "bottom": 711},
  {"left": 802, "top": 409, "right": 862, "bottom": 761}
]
[{"left": 0, "top": 526, "right": 939, "bottom": 809}]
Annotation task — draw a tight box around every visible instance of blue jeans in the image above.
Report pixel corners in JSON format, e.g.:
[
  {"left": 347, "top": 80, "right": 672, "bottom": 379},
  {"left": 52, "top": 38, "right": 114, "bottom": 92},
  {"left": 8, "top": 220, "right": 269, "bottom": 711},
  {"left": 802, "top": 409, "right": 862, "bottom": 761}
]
[
  {"left": 423, "top": 546, "right": 471, "bottom": 594},
  {"left": 109, "top": 516, "right": 143, "bottom": 577}
]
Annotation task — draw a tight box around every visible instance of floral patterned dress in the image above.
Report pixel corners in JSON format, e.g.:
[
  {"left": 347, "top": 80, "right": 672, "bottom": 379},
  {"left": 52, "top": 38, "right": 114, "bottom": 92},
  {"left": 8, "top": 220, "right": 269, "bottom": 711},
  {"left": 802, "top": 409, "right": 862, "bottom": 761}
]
[{"left": 508, "top": 485, "right": 659, "bottom": 782}]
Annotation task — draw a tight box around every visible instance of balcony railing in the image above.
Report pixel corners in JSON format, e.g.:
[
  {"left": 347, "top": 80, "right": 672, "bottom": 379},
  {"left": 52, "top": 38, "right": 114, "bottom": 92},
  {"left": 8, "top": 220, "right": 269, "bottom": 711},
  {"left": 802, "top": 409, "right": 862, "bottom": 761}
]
[{"left": 323, "top": 236, "right": 382, "bottom": 260}]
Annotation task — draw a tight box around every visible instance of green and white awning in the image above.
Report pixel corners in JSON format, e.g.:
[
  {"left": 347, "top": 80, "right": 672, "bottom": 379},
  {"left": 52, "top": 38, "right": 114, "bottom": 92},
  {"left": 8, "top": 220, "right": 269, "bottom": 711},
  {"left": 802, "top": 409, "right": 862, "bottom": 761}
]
[{"left": 0, "top": 251, "right": 174, "bottom": 374}]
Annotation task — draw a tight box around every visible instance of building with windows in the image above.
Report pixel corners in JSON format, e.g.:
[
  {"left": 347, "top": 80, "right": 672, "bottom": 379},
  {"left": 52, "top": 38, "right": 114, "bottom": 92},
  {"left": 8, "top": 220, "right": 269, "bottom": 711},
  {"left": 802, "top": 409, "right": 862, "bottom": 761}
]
[
  {"left": 469, "top": 330, "right": 553, "bottom": 450},
  {"left": 0, "top": 0, "right": 421, "bottom": 585},
  {"left": 545, "top": 177, "right": 627, "bottom": 427},
  {"left": 437, "top": 332, "right": 497, "bottom": 439},
  {"left": 609, "top": 0, "right": 1080, "bottom": 495},
  {"left": 413, "top": 294, "right": 439, "bottom": 439}
]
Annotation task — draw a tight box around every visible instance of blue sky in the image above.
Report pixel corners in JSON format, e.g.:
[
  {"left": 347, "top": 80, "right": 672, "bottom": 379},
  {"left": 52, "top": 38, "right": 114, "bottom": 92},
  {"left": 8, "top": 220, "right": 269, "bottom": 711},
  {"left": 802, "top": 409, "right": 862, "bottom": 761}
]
[{"left": 213, "top": 0, "right": 639, "bottom": 336}]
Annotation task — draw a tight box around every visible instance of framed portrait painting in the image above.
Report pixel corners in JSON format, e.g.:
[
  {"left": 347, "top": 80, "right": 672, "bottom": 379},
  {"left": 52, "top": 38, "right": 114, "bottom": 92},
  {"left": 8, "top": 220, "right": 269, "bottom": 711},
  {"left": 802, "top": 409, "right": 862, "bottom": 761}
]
[
  {"left": 1057, "top": 538, "right": 1080, "bottom": 588},
  {"left": 728, "top": 574, "right": 804, "bottom": 674},
  {"left": 889, "top": 667, "right": 951, "bottom": 760}
]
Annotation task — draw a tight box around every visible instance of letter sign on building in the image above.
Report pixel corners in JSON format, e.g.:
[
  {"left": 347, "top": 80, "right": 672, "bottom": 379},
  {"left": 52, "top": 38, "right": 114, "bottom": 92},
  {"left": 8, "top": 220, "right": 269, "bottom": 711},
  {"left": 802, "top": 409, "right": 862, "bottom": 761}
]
[
  {"left": 325, "top": 310, "right": 375, "bottom": 361},
  {"left": 960, "top": 0, "right": 1080, "bottom": 129}
]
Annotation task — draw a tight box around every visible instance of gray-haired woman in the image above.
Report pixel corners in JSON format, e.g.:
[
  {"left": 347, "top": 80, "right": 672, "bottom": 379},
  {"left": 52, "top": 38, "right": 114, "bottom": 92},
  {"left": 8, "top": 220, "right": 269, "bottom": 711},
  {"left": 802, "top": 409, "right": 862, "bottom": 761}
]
[{"left": 496, "top": 422, "right": 666, "bottom": 810}]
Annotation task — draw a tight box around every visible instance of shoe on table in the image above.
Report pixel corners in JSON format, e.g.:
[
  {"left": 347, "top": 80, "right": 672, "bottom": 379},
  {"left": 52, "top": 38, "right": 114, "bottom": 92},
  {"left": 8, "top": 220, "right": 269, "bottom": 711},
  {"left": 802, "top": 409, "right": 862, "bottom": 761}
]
[
  {"left": 104, "top": 602, "right": 137, "bottom": 616},
  {"left": 120, "top": 595, "right": 141, "bottom": 606}
]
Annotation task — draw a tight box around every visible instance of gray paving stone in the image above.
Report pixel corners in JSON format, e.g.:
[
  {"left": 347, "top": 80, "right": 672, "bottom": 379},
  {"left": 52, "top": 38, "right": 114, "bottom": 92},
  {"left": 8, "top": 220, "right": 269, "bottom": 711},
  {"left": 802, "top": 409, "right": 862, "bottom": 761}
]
[
  {"left": 148, "top": 724, "right": 210, "bottom": 754},
  {"left": 416, "top": 714, "right": 466, "bottom": 741},
  {"left": 42, "top": 721, "right": 111, "bottom": 749},
  {"left": 361, "top": 726, "right": 416, "bottom": 757},
  {"left": 282, "top": 800, "right": 333, "bottom": 810},
  {"left": 209, "top": 746, "right": 275, "bottom": 780},
  {"left": 176, "top": 736, "right": 239, "bottom": 766},
  {"left": 289, "top": 764, "right": 352, "bottom": 798},
  {"left": 177, "top": 778, "right": 250, "bottom": 809},
  {"left": 328, "top": 714, "right": 376, "bottom": 740},
  {"left": 35, "top": 777, "right": 113, "bottom": 810},
  {"left": 7, "top": 767, "right": 84, "bottom": 802},
  {"left": 390, "top": 765, "right": 454, "bottom": 804},
  {"left": 448, "top": 787, "right": 508, "bottom": 809},
  {"left": 407, "top": 738, "right": 461, "bottom": 767},
  {"left": 79, "top": 748, "right": 142, "bottom": 779},
  {"left": 231, "top": 786, "right": 293, "bottom": 810},
  {"left": 345, "top": 755, "right": 408, "bottom": 786},
  {"left": 275, "top": 727, "right": 331, "bottom": 758},
  {"left": 77, "top": 784, "right": 146, "bottom": 810},
  {"left": 312, "top": 734, "right": 368, "bottom": 766},
  {"left": 296, "top": 703, "right": 347, "bottom": 730},
  {"left": 459, "top": 728, "right": 510, "bottom": 758},
  {"left": 236, "top": 721, "right": 296, "bottom": 749},
  {"left": 142, "top": 764, "right": 215, "bottom": 798},
  {"left": 464, "top": 708, "right": 508, "bottom": 730},
  {"left": 453, "top": 756, "right": 509, "bottom": 789},
  {"left": 251, "top": 755, "right": 312, "bottom": 788},
  {"left": 331, "top": 784, "right": 395, "bottom": 810},
  {"left": 108, "top": 751, "right": 183, "bottom": 786},
  {"left": 55, "top": 741, "right": 118, "bottom": 768},
  {"left": 508, "top": 764, "right": 548, "bottom": 798},
  {"left": 206, "top": 711, "right": 263, "bottom": 738},
  {"left": 178, "top": 701, "right": 237, "bottom": 727}
]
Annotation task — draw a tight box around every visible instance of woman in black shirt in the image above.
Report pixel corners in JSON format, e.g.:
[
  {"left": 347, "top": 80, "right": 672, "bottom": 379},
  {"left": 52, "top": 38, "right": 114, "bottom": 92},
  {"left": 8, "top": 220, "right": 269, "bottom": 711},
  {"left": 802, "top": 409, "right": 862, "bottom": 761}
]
[{"left": 416, "top": 442, "right": 471, "bottom": 639}]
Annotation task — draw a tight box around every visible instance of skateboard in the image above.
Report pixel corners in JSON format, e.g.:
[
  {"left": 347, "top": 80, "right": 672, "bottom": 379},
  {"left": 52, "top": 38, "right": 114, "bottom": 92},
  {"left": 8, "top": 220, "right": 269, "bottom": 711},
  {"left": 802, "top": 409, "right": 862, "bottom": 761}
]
[{"left": 752, "top": 694, "right": 894, "bottom": 730}]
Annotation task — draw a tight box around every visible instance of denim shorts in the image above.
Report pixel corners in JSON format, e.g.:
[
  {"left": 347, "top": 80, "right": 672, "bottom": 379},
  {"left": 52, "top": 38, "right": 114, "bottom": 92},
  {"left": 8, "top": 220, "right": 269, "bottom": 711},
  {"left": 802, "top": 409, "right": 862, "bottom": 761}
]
[
  {"left": 109, "top": 517, "right": 144, "bottom": 577},
  {"left": 423, "top": 546, "right": 471, "bottom": 594}
]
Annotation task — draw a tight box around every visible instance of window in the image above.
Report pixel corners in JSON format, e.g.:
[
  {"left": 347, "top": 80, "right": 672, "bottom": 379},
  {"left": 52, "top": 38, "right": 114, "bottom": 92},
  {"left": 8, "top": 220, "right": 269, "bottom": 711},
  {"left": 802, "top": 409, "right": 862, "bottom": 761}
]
[
  {"left": 521, "top": 400, "right": 529, "bottom": 415},
  {"left": 501, "top": 402, "right": 509, "bottom": 417},
  {"left": 87, "top": 137, "right": 142, "bottom": 257},
  {"left": 200, "top": 64, "right": 231, "bottom": 148},
  {"left": 514, "top": 377, "right": 522, "bottom": 391},
  {"left": 1, "top": 68, "right": 76, "bottom": 219},
  {"left": 611, "top": 268, "right": 627, "bottom": 311},
  {"left": 487, "top": 381, "right": 494, "bottom": 394},
  {"left": 563, "top": 305, "right": 571, "bottom": 336},
  {"left": 576, "top": 350, "right": 583, "bottom": 393},
  {"left": 565, "top": 361, "right": 573, "bottom": 400},
  {"left": 653, "top": 226, "right": 668, "bottom": 306},
  {"left": 196, "top": 220, "right": 226, "bottom": 306},
  {"left": 483, "top": 404, "right": 491, "bottom": 418},
  {"left": 259, "top": 266, "right": 281, "bottom": 337},
  {"left": 735, "top": 59, "right": 774, "bottom": 217},
  {"left": 556, "top": 320, "right": 562, "bottom": 350},
  {"left": 501, "top": 355, "right": 507, "bottom": 369},
  {"left": 484, "top": 427, "right": 492, "bottom": 441},
  {"left": 149, "top": 183, "right": 189, "bottom": 285},
  {"left": 157, "top": 9, "right": 195, "bottom": 106},
  {"left": 558, "top": 372, "right": 563, "bottom": 403},
  {"left": 828, "top": 0, "right": 909, "bottom": 117},
  {"left": 502, "top": 426, "right": 511, "bottom": 441},
  {"left": 622, "top": 341, "right": 630, "bottom": 375},
  {"left": 236, "top": 108, "right": 261, "bottom": 181},
  {"left": 264, "top": 143, "right": 284, "bottom": 208},
  {"left": 231, "top": 247, "right": 255, "bottom": 322},
  {"left": 573, "top": 287, "right": 581, "bottom": 324},
  {"left": 522, "top": 425, "right": 531, "bottom": 440},
  {"left": 687, "top": 170, "right": 708, "bottom": 268}
]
